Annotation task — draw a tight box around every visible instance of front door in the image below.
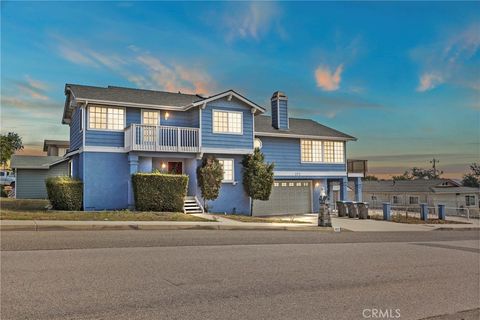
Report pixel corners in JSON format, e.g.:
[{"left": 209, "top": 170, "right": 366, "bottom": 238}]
[{"left": 168, "top": 162, "right": 183, "bottom": 174}]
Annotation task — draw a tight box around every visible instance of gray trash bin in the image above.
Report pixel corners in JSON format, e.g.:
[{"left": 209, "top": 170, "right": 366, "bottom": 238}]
[
  {"left": 346, "top": 202, "right": 358, "bottom": 218},
  {"left": 337, "top": 201, "right": 347, "bottom": 217},
  {"left": 357, "top": 202, "right": 369, "bottom": 219}
]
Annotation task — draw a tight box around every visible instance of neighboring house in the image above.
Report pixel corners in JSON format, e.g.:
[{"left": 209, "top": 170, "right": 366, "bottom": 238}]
[
  {"left": 361, "top": 179, "right": 480, "bottom": 217},
  {"left": 10, "top": 156, "right": 69, "bottom": 199},
  {"left": 43, "top": 140, "right": 69, "bottom": 156},
  {"left": 63, "top": 85, "right": 364, "bottom": 215}
]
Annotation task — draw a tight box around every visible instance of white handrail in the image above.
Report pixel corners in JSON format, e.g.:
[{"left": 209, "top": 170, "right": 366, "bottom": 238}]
[{"left": 125, "top": 124, "right": 200, "bottom": 152}]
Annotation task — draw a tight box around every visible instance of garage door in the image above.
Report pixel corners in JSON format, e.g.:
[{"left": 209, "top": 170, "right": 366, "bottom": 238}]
[{"left": 253, "top": 180, "right": 312, "bottom": 216}]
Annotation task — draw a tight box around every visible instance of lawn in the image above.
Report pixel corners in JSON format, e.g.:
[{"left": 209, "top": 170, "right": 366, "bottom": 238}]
[
  {"left": 369, "top": 214, "right": 468, "bottom": 224},
  {"left": 220, "top": 214, "right": 310, "bottom": 224},
  {"left": 0, "top": 198, "right": 214, "bottom": 222}
]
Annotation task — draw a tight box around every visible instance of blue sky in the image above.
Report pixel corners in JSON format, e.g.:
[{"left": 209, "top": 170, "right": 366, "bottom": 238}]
[{"left": 1, "top": 1, "right": 479, "bottom": 178}]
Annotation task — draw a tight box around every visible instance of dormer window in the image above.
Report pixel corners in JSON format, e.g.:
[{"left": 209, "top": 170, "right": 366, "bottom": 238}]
[{"left": 213, "top": 110, "right": 242, "bottom": 134}]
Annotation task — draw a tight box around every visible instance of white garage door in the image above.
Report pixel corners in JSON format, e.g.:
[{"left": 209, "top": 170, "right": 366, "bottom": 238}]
[{"left": 253, "top": 180, "right": 312, "bottom": 216}]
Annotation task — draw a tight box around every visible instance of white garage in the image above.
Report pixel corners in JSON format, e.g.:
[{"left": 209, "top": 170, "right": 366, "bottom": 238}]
[{"left": 253, "top": 180, "right": 312, "bottom": 216}]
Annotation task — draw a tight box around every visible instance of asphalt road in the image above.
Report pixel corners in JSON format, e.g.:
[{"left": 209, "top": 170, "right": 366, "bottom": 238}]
[{"left": 1, "top": 230, "right": 479, "bottom": 320}]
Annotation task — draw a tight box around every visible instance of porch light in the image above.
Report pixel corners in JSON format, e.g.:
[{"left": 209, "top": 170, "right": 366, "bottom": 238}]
[
  {"left": 165, "top": 112, "right": 170, "bottom": 120},
  {"left": 315, "top": 182, "right": 320, "bottom": 188},
  {"left": 161, "top": 162, "right": 166, "bottom": 169}
]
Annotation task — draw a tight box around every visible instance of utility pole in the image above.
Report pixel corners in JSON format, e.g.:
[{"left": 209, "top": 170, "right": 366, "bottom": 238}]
[{"left": 430, "top": 158, "right": 440, "bottom": 178}]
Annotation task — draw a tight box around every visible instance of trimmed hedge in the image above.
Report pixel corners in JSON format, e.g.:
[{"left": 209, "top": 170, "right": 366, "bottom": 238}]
[
  {"left": 45, "top": 176, "right": 83, "bottom": 210},
  {"left": 132, "top": 173, "right": 188, "bottom": 212}
]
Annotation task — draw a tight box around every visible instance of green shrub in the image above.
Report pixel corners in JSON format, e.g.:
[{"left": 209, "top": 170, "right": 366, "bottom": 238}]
[
  {"left": 132, "top": 173, "right": 188, "bottom": 212},
  {"left": 1, "top": 186, "right": 8, "bottom": 198},
  {"left": 45, "top": 176, "right": 83, "bottom": 210}
]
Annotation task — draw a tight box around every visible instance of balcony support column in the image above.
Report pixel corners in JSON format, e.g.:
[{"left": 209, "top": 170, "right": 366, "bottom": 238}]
[
  {"left": 354, "top": 177, "right": 363, "bottom": 202},
  {"left": 128, "top": 154, "right": 139, "bottom": 210}
]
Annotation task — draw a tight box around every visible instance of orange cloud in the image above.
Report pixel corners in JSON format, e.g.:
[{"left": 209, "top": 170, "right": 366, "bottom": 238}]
[{"left": 315, "top": 64, "right": 343, "bottom": 91}]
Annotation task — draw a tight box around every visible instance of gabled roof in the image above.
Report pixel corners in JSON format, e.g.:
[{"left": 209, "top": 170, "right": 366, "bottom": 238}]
[
  {"left": 254, "top": 115, "right": 356, "bottom": 141},
  {"left": 43, "top": 140, "right": 69, "bottom": 152},
  {"left": 361, "top": 179, "right": 473, "bottom": 193},
  {"left": 63, "top": 85, "right": 266, "bottom": 123},
  {"left": 10, "top": 156, "right": 65, "bottom": 170}
]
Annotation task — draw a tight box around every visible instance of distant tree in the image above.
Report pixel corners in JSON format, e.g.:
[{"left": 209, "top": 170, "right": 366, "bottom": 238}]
[
  {"left": 462, "top": 163, "right": 480, "bottom": 188},
  {"left": 393, "top": 167, "right": 442, "bottom": 181},
  {"left": 242, "top": 148, "right": 275, "bottom": 216},
  {"left": 196, "top": 155, "right": 223, "bottom": 212},
  {"left": 0, "top": 132, "right": 23, "bottom": 168},
  {"left": 364, "top": 175, "right": 379, "bottom": 181}
]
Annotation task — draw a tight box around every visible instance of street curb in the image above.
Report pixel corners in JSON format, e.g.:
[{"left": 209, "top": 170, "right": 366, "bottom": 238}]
[
  {"left": 0, "top": 222, "right": 334, "bottom": 232},
  {"left": 433, "top": 227, "right": 480, "bottom": 231}
]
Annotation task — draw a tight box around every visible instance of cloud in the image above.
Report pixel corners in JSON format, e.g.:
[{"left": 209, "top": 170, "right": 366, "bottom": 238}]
[
  {"left": 315, "top": 64, "right": 343, "bottom": 91},
  {"left": 412, "top": 23, "right": 480, "bottom": 92},
  {"left": 54, "top": 36, "right": 215, "bottom": 95},
  {"left": 135, "top": 54, "right": 214, "bottom": 95},
  {"left": 416, "top": 72, "right": 444, "bottom": 92},
  {"left": 11, "top": 76, "right": 50, "bottom": 101},
  {"left": 222, "top": 2, "right": 283, "bottom": 41}
]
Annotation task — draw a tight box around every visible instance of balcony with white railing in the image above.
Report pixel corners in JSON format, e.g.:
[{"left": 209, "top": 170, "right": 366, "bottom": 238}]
[{"left": 125, "top": 124, "right": 200, "bottom": 153}]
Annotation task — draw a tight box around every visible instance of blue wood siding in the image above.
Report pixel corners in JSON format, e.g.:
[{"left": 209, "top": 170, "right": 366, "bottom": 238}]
[
  {"left": 279, "top": 99, "right": 288, "bottom": 129},
  {"left": 70, "top": 107, "right": 82, "bottom": 150},
  {"left": 83, "top": 152, "right": 129, "bottom": 210},
  {"left": 259, "top": 136, "right": 347, "bottom": 172},
  {"left": 201, "top": 98, "right": 254, "bottom": 150},
  {"left": 126, "top": 108, "right": 199, "bottom": 127},
  {"left": 85, "top": 131, "right": 124, "bottom": 147}
]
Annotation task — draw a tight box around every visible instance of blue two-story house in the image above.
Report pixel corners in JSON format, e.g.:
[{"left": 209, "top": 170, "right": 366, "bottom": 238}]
[{"left": 62, "top": 84, "right": 363, "bottom": 215}]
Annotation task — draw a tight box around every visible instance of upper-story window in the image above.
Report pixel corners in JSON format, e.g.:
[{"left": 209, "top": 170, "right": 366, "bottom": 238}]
[
  {"left": 213, "top": 110, "right": 242, "bottom": 134},
  {"left": 88, "top": 106, "right": 125, "bottom": 131},
  {"left": 301, "top": 140, "right": 344, "bottom": 163},
  {"left": 142, "top": 110, "right": 160, "bottom": 126}
]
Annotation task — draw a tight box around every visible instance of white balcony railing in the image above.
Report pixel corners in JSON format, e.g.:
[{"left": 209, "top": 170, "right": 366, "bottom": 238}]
[{"left": 125, "top": 124, "right": 200, "bottom": 153}]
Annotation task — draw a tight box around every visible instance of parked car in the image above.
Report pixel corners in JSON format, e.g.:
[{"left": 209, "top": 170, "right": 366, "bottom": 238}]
[{"left": 0, "top": 170, "right": 16, "bottom": 186}]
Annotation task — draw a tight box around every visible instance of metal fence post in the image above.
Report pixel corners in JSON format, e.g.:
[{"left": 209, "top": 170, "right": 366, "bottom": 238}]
[
  {"left": 420, "top": 203, "right": 428, "bottom": 221},
  {"left": 438, "top": 204, "right": 445, "bottom": 220},
  {"left": 383, "top": 202, "right": 391, "bottom": 221}
]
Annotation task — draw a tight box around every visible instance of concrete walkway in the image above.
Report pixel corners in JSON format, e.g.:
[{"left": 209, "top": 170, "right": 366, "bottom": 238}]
[{"left": 282, "top": 214, "right": 480, "bottom": 232}]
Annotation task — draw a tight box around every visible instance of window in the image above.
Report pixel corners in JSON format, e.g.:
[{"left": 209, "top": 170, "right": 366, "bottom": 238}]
[
  {"left": 466, "top": 195, "right": 476, "bottom": 206},
  {"left": 218, "top": 159, "right": 234, "bottom": 182},
  {"left": 371, "top": 195, "right": 377, "bottom": 201},
  {"left": 142, "top": 110, "right": 160, "bottom": 125},
  {"left": 301, "top": 140, "right": 344, "bottom": 163},
  {"left": 58, "top": 147, "right": 68, "bottom": 156},
  {"left": 334, "top": 142, "right": 344, "bottom": 162},
  {"left": 393, "top": 196, "right": 401, "bottom": 204},
  {"left": 409, "top": 196, "right": 419, "bottom": 205},
  {"left": 88, "top": 106, "right": 125, "bottom": 130},
  {"left": 213, "top": 110, "right": 242, "bottom": 134}
]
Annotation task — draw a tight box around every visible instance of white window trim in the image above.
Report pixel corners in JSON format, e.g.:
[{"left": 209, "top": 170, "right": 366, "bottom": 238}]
[
  {"left": 80, "top": 106, "right": 85, "bottom": 132},
  {"left": 300, "top": 139, "right": 345, "bottom": 164},
  {"left": 141, "top": 109, "right": 161, "bottom": 126},
  {"left": 218, "top": 158, "right": 235, "bottom": 183},
  {"left": 87, "top": 105, "right": 126, "bottom": 132},
  {"left": 212, "top": 109, "right": 243, "bottom": 135}
]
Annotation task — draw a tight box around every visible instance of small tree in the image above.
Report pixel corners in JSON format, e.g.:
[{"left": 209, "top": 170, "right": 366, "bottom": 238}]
[
  {"left": 0, "top": 132, "right": 23, "bottom": 169},
  {"left": 462, "top": 163, "right": 480, "bottom": 188},
  {"left": 242, "top": 148, "right": 275, "bottom": 216},
  {"left": 364, "top": 175, "right": 379, "bottom": 181},
  {"left": 197, "top": 155, "right": 223, "bottom": 211}
]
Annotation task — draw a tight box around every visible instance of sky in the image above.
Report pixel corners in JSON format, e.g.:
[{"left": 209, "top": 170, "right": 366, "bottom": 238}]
[{"left": 1, "top": 1, "right": 479, "bottom": 178}]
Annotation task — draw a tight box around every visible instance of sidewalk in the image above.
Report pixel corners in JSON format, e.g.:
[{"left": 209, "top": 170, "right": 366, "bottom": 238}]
[
  {"left": 1, "top": 214, "right": 478, "bottom": 232},
  {"left": 0, "top": 215, "right": 328, "bottom": 232}
]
